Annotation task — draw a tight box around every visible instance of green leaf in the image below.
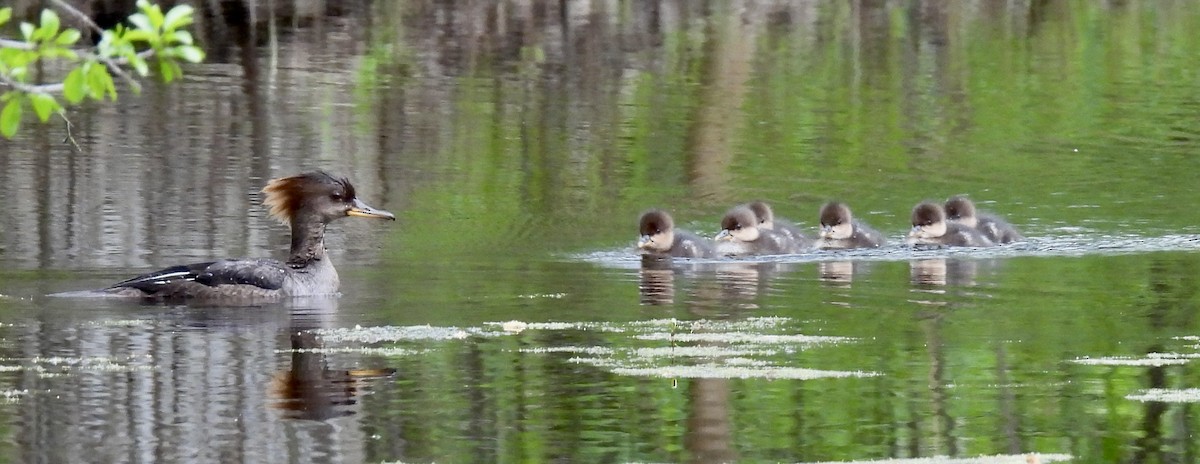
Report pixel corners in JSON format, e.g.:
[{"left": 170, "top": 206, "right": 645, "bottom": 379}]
[
  {"left": 0, "top": 99, "right": 21, "bottom": 139},
  {"left": 128, "top": 13, "right": 153, "bottom": 33},
  {"left": 0, "top": 8, "right": 12, "bottom": 27},
  {"left": 128, "top": 55, "right": 149, "bottom": 76},
  {"left": 144, "top": 2, "right": 165, "bottom": 30},
  {"left": 159, "top": 58, "right": 176, "bottom": 82},
  {"left": 40, "top": 9, "right": 60, "bottom": 36},
  {"left": 86, "top": 63, "right": 109, "bottom": 99},
  {"left": 170, "top": 30, "right": 194, "bottom": 45},
  {"left": 122, "top": 30, "right": 155, "bottom": 43},
  {"left": 162, "top": 5, "right": 195, "bottom": 31},
  {"left": 63, "top": 67, "right": 85, "bottom": 103},
  {"left": 176, "top": 45, "right": 204, "bottom": 63},
  {"left": 20, "top": 22, "right": 34, "bottom": 41},
  {"left": 56, "top": 29, "right": 81, "bottom": 46},
  {"left": 29, "top": 93, "right": 58, "bottom": 122}
]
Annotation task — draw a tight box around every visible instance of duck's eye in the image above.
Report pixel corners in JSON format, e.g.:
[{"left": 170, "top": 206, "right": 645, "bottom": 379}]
[{"left": 330, "top": 193, "right": 343, "bottom": 201}]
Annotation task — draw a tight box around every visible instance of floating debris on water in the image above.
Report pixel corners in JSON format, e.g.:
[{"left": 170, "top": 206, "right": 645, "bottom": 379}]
[
  {"left": 797, "top": 453, "right": 1073, "bottom": 463},
  {"left": 315, "top": 325, "right": 484, "bottom": 343},
  {"left": 315, "top": 316, "right": 869, "bottom": 380},
  {"left": 636, "top": 332, "right": 850, "bottom": 345},
  {"left": 1072, "top": 353, "right": 1198, "bottom": 366},
  {"left": 517, "top": 292, "right": 567, "bottom": 299},
  {"left": 1126, "top": 388, "right": 1200, "bottom": 403},
  {"left": 275, "top": 347, "right": 418, "bottom": 356},
  {"left": 607, "top": 364, "right": 875, "bottom": 380},
  {"left": 0, "top": 389, "right": 28, "bottom": 403},
  {"left": 521, "top": 346, "right": 616, "bottom": 355}
]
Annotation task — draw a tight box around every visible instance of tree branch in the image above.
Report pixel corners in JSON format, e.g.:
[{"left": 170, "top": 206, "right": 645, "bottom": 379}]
[{"left": 47, "top": 0, "right": 142, "bottom": 93}]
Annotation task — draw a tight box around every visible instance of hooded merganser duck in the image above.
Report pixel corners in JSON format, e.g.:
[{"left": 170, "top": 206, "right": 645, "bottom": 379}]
[
  {"left": 745, "top": 201, "right": 813, "bottom": 249},
  {"left": 715, "top": 205, "right": 799, "bottom": 255},
  {"left": 637, "top": 209, "right": 715, "bottom": 258},
  {"left": 944, "top": 196, "right": 1024, "bottom": 244},
  {"left": 906, "top": 202, "right": 994, "bottom": 247},
  {"left": 100, "top": 171, "right": 395, "bottom": 299},
  {"left": 816, "top": 202, "right": 885, "bottom": 249}
]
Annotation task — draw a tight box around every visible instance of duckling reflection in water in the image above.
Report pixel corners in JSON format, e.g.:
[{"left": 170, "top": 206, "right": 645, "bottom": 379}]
[
  {"left": 910, "top": 258, "right": 984, "bottom": 287},
  {"left": 944, "top": 196, "right": 1024, "bottom": 244},
  {"left": 745, "top": 201, "right": 813, "bottom": 249},
  {"left": 715, "top": 206, "right": 800, "bottom": 255},
  {"left": 906, "top": 202, "right": 994, "bottom": 247},
  {"left": 67, "top": 171, "right": 396, "bottom": 301},
  {"left": 637, "top": 209, "right": 715, "bottom": 258},
  {"left": 816, "top": 202, "right": 885, "bottom": 249}
]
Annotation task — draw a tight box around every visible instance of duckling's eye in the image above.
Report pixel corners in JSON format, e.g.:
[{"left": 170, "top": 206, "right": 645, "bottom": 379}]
[{"left": 330, "top": 193, "right": 343, "bottom": 201}]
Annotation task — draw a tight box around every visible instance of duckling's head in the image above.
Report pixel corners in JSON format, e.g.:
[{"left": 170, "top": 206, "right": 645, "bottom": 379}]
[
  {"left": 819, "top": 202, "right": 855, "bottom": 240},
  {"left": 909, "top": 202, "right": 947, "bottom": 239},
  {"left": 637, "top": 209, "right": 676, "bottom": 253},
  {"left": 716, "top": 206, "right": 761, "bottom": 242},
  {"left": 745, "top": 201, "right": 776, "bottom": 230},
  {"left": 943, "top": 196, "right": 978, "bottom": 227},
  {"left": 263, "top": 171, "right": 395, "bottom": 226}
]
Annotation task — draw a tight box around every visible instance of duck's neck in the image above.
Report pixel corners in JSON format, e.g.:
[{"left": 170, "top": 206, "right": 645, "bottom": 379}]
[{"left": 288, "top": 214, "right": 328, "bottom": 267}]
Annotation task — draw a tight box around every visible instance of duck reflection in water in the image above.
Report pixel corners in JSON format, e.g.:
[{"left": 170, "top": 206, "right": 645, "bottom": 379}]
[
  {"left": 638, "top": 257, "right": 795, "bottom": 312},
  {"left": 271, "top": 325, "right": 396, "bottom": 421},
  {"left": 818, "top": 261, "right": 856, "bottom": 287},
  {"left": 909, "top": 258, "right": 1001, "bottom": 288}
]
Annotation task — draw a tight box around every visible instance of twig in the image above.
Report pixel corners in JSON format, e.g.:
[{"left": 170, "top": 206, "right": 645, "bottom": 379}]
[
  {"left": 0, "top": 72, "right": 65, "bottom": 94},
  {"left": 47, "top": 0, "right": 142, "bottom": 93},
  {"left": 0, "top": 39, "right": 34, "bottom": 50},
  {"left": 59, "top": 111, "right": 80, "bottom": 152},
  {"left": 48, "top": 0, "right": 104, "bottom": 35}
]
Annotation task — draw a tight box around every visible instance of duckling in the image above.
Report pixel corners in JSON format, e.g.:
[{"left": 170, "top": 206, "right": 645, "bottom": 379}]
[
  {"left": 906, "top": 202, "right": 994, "bottom": 247},
  {"left": 745, "top": 201, "right": 814, "bottom": 249},
  {"left": 637, "top": 209, "right": 714, "bottom": 258},
  {"left": 944, "top": 196, "right": 1024, "bottom": 244},
  {"left": 715, "top": 205, "right": 799, "bottom": 255},
  {"left": 817, "top": 202, "right": 885, "bottom": 249}
]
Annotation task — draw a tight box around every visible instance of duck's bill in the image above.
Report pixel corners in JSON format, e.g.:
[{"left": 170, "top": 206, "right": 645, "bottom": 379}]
[
  {"left": 714, "top": 230, "right": 733, "bottom": 241},
  {"left": 348, "top": 199, "right": 396, "bottom": 220},
  {"left": 637, "top": 235, "right": 654, "bottom": 249},
  {"left": 907, "top": 225, "right": 922, "bottom": 237},
  {"left": 819, "top": 225, "right": 834, "bottom": 239}
]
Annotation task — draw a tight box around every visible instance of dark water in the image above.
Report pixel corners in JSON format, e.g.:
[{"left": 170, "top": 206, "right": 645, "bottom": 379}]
[{"left": 3, "top": 1, "right": 1200, "bottom": 463}]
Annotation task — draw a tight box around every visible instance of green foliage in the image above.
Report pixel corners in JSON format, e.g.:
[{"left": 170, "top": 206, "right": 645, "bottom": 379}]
[{"left": 0, "top": 1, "right": 205, "bottom": 138}]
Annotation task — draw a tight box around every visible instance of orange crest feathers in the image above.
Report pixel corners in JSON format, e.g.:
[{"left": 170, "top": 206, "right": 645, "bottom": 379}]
[{"left": 262, "top": 171, "right": 354, "bottom": 225}]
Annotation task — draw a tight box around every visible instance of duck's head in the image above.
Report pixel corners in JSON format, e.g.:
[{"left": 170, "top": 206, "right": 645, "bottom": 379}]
[
  {"left": 263, "top": 171, "right": 395, "bottom": 226},
  {"left": 745, "top": 201, "right": 776, "bottom": 230},
  {"left": 909, "top": 202, "right": 947, "bottom": 239},
  {"left": 943, "top": 196, "right": 978, "bottom": 228},
  {"left": 716, "top": 206, "right": 761, "bottom": 242},
  {"left": 819, "top": 202, "right": 855, "bottom": 240},
  {"left": 637, "top": 209, "right": 676, "bottom": 253}
]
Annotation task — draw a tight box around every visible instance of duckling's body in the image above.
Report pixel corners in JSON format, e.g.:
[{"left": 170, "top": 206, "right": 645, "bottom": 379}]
[
  {"left": 716, "top": 205, "right": 800, "bottom": 255},
  {"left": 816, "top": 202, "right": 885, "bottom": 249},
  {"left": 637, "top": 209, "right": 714, "bottom": 258},
  {"left": 746, "top": 201, "right": 813, "bottom": 250},
  {"left": 906, "top": 202, "right": 994, "bottom": 247},
  {"left": 944, "top": 196, "right": 1024, "bottom": 244},
  {"left": 92, "top": 172, "right": 395, "bottom": 300}
]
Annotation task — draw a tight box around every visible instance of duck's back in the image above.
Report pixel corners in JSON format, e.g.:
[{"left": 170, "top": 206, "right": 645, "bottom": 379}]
[
  {"left": 670, "top": 230, "right": 715, "bottom": 258},
  {"left": 943, "top": 223, "right": 995, "bottom": 247},
  {"left": 977, "top": 214, "right": 1023, "bottom": 243},
  {"left": 106, "top": 258, "right": 294, "bottom": 300}
]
